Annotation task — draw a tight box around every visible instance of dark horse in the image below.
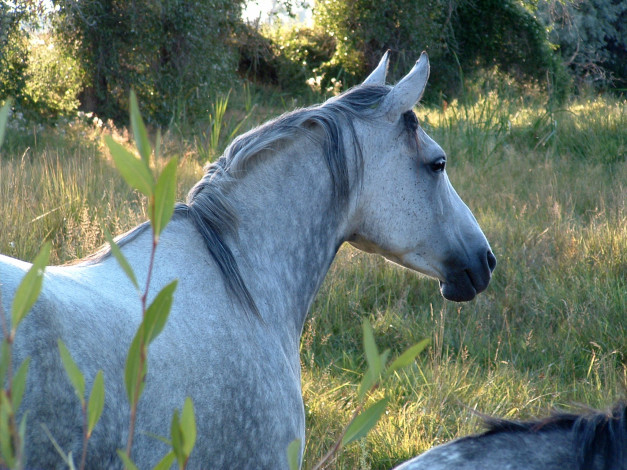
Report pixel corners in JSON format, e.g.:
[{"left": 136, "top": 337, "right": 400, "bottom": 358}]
[{"left": 394, "top": 402, "right": 627, "bottom": 470}]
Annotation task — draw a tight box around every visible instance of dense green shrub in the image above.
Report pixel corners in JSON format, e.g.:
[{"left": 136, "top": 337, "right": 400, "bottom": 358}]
[
  {"left": 313, "top": 0, "right": 566, "bottom": 101},
  {"left": 53, "top": 0, "right": 245, "bottom": 124}
]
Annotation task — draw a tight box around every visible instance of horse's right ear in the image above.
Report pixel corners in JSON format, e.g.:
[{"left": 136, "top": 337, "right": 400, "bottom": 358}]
[
  {"left": 380, "top": 52, "right": 430, "bottom": 122},
  {"left": 363, "top": 51, "right": 390, "bottom": 86}
]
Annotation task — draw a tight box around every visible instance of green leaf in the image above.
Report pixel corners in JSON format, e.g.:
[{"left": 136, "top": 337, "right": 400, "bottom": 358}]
[
  {"left": 341, "top": 397, "right": 389, "bottom": 447},
  {"left": 151, "top": 157, "right": 178, "bottom": 238},
  {"left": 0, "top": 394, "right": 14, "bottom": 468},
  {"left": 87, "top": 370, "right": 105, "bottom": 436},
  {"left": 170, "top": 409, "right": 183, "bottom": 465},
  {"left": 117, "top": 450, "right": 139, "bottom": 470},
  {"left": 357, "top": 367, "right": 377, "bottom": 402},
  {"left": 124, "top": 331, "right": 146, "bottom": 405},
  {"left": 153, "top": 451, "right": 175, "bottom": 470},
  {"left": 58, "top": 340, "right": 85, "bottom": 404},
  {"left": 286, "top": 439, "right": 301, "bottom": 470},
  {"left": 387, "top": 338, "right": 430, "bottom": 375},
  {"left": 0, "top": 99, "right": 12, "bottom": 150},
  {"left": 143, "top": 280, "right": 177, "bottom": 345},
  {"left": 104, "top": 229, "right": 139, "bottom": 290},
  {"left": 18, "top": 411, "right": 28, "bottom": 458},
  {"left": 0, "top": 341, "right": 10, "bottom": 387},
  {"left": 130, "top": 91, "right": 152, "bottom": 166},
  {"left": 362, "top": 320, "right": 381, "bottom": 378},
  {"left": 12, "top": 242, "right": 50, "bottom": 331},
  {"left": 105, "top": 135, "right": 154, "bottom": 197},
  {"left": 12, "top": 357, "right": 30, "bottom": 411},
  {"left": 180, "top": 397, "right": 196, "bottom": 458}
]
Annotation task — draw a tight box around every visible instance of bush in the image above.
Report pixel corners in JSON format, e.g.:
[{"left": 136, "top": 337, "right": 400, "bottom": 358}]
[
  {"left": 313, "top": 0, "right": 565, "bottom": 102},
  {"left": 53, "top": 0, "right": 245, "bottom": 125}
]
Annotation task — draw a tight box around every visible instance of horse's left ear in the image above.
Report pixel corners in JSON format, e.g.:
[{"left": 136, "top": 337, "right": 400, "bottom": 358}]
[
  {"left": 381, "top": 52, "right": 430, "bottom": 122},
  {"left": 363, "top": 51, "right": 390, "bottom": 86}
]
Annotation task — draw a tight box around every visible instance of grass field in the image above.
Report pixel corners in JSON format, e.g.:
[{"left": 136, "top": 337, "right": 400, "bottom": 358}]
[{"left": 1, "top": 89, "right": 625, "bottom": 468}]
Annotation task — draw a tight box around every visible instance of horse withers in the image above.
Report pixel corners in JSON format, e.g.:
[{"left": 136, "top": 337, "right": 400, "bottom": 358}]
[
  {"left": 0, "top": 52, "right": 495, "bottom": 468},
  {"left": 393, "top": 403, "right": 627, "bottom": 470}
]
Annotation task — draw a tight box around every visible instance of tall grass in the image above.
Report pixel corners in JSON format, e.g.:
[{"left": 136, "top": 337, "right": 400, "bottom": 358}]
[{"left": 1, "top": 90, "right": 625, "bottom": 468}]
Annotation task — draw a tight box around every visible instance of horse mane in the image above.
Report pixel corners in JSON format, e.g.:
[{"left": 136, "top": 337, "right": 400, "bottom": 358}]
[
  {"left": 180, "top": 84, "right": 394, "bottom": 317},
  {"left": 481, "top": 402, "right": 627, "bottom": 470},
  {"left": 85, "top": 85, "right": 398, "bottom": 317}
]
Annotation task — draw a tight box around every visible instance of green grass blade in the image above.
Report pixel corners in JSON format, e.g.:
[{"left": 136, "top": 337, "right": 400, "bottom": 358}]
[
  {"left": 11, "top": 242, "right": 51, "bottom": 331},
  {"left": 87, "top": 370, "right": 105, "bottom": 436},
  {"left": 57, "top": 339, "right": 85, "bottom": 404}
]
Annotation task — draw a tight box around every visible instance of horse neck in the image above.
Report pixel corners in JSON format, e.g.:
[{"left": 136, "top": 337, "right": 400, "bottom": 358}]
[{"left": 224, "top": 139, "right": 355, "bottom": 346}]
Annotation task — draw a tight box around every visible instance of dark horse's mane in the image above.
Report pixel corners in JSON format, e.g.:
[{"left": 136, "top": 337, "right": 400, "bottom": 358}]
[{"left": 481, "top": 402, "right": 627, "bottom": 470}]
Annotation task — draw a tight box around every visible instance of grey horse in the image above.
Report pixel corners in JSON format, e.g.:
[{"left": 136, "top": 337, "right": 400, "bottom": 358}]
[
  {"left": 0, "top": 52, "right": 495, "bottom": 468},
  {"left": 393, "top": 403, "right": 627, "bottom": 470}
]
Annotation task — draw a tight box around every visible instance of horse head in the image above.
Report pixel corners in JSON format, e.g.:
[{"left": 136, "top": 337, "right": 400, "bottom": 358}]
[{"left": 349, "top": 52, "right": 496, "bottom": 301}]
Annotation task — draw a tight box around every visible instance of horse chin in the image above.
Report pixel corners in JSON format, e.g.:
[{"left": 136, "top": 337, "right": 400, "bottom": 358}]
[{"left": 439, "top": 280, "right": 477, "bottom": 302}]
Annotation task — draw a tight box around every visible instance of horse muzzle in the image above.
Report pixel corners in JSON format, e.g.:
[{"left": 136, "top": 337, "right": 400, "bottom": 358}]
[{"left": 439, "top": 249, "right": 496, "bottom": 302}]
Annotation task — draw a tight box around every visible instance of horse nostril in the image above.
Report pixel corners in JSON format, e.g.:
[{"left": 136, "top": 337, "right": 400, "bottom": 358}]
[{"left": 487, "top": 250, "right": 497, "bottom": 272}]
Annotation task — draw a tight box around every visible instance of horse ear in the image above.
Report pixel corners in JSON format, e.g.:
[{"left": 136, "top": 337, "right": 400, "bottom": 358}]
[
  {"left": 363, "top": 51, "right": 390, "bottom": 86},
  {"left": 381, "top": 52, "right": 430, "bottom": 122}
]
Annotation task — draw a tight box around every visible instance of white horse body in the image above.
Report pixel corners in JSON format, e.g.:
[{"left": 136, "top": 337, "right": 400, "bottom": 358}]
[{"left": 0, "top": 53, "right": 495, "bottom": 468}]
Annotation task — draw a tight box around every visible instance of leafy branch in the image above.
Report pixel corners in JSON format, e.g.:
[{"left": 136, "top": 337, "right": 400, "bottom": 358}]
[
  {"left": 289, "top": 319, "right": 429, "bottom": 470},
  {"left": 105, "top": 91, "right": 195, "bottom": 469}
]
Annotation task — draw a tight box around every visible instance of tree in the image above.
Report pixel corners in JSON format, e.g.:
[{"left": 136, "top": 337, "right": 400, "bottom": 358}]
[
  {"left": 0, "top": 3, "right": 31, "bottom": 104},
  {"left": 313, "top": 0, "right": 562, "bottom": 100},
  {"left": 53, "top": 0, "right": 246, "bottom": 124},
  {"left": 538, "top": 0, "right": 627, "bottom": 90}
]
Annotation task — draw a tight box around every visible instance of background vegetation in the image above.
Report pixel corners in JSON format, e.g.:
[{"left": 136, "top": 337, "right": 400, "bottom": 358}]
[{"left": 0, "top": 0, "right": 625, "bottom": 468}]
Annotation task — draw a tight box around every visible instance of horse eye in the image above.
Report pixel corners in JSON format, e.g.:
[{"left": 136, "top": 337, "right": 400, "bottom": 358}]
[{"left": 430, "top": 158, "right": 446, "bottom": 173}]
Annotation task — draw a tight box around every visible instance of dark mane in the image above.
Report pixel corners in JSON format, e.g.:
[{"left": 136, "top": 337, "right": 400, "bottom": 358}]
[
  {"left": 482, "top": 402, "right": 627, "bottom": 470},
  {"left": 180, "top": 84, "right": 394, "bottom": 316}
]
